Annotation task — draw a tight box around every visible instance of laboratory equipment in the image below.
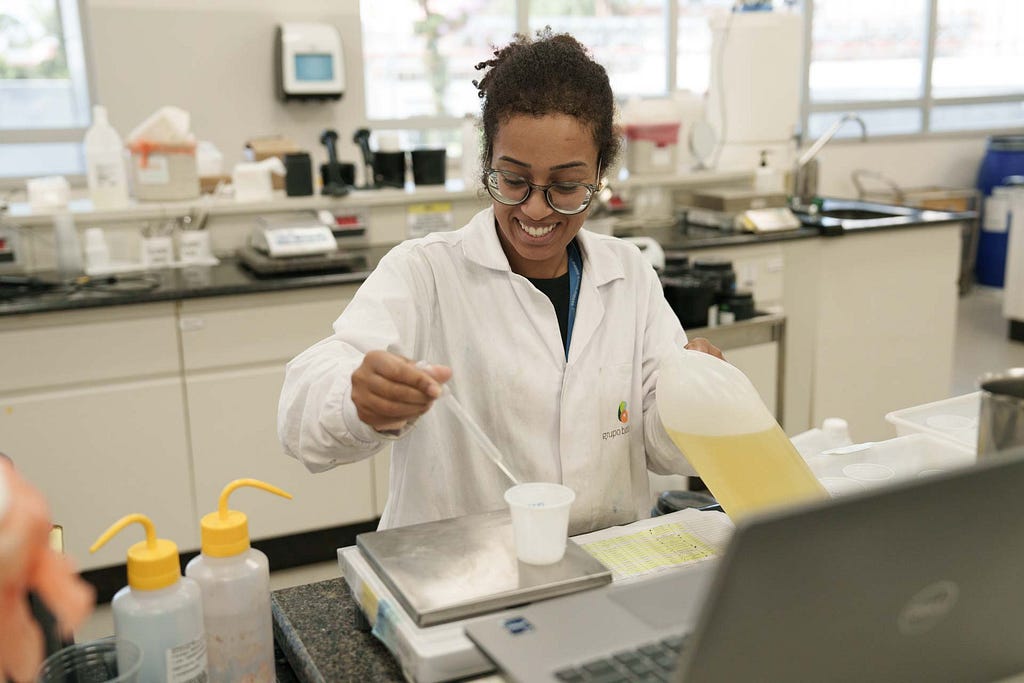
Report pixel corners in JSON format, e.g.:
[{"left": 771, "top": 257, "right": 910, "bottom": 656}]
[
  {"left": 249, "top": 212, "right": 338, "bottom": 258},
  {"left": 84, "top": 105, "right": 129, "bottom": 209},
  {"left": 504, "top": 482, "right": 575, "bottom": 565},
  {"left": 186, "top": 478, "right": 292, "bottom": 682},
  {"left": 978, "top": 368, "right": 1024, "bottom": 458},
  {"left": 976, "top": 135, "right": 1024, "bottom": 287},
  {"left": 90, "top": 514, "right": 208, "bottom": 683},
  {"left": 37, "top": 637, "right": 142, "bottom": 683},
  {"left": 353, "top": 509, "right": 611, "bottom": 627},
  {"left": 284, "top": 152, "right": 313, "bottom": 197},
  {"left": 274, "top": 23, "right": 344, "bottom": 101},
  {"left": 657, "top": 348, "right": 826, "bottom": 519},
  {"left": 318, "top": 130, "right": 350, "bottom": 197}
]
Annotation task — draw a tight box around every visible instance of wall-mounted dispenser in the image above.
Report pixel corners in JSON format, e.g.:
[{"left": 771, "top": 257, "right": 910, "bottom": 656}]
[{"left": 275, "top": 23, "right": 345, "bottom": 102}]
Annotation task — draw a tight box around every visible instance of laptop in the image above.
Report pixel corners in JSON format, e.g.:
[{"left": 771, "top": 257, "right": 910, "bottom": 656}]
[{"left": 466, "top": 448, "right": 1024, "bottom": 683}]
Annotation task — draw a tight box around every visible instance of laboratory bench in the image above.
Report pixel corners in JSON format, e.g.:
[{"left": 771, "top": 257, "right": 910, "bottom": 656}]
[
  {"left": 0, "top": 210, "right": 968, "bottom": 604},
  {"left": 272, "top": 577, "right": 404, "bottom": 682}
]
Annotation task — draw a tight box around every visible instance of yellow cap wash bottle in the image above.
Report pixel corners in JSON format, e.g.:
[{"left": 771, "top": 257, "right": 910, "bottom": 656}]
[
  {"left": 185, "top": 478, "right": 292, "bottom": 682},
  {"left": 90, "top": 513, "right": 208, "bottom": 683}
]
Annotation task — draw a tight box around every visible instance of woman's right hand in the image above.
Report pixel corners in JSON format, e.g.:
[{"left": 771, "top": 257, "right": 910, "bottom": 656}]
[{"left": 351, "top": 351, "right": 452, "bottom": 432}]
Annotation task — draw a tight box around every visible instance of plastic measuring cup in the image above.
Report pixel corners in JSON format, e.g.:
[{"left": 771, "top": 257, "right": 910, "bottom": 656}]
[
  {"left": 504, "top": 482, "right": 576, "bottom": 565},
  {"left": 37, "top": 636, "right": 142, "bottom": 683}
]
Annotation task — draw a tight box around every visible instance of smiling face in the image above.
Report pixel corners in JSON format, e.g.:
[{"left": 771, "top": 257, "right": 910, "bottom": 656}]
[{"left": 490, "top": 114, "right": 599, "bottom": 279}]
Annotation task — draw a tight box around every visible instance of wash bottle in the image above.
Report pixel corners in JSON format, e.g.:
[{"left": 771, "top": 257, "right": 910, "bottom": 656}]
[
  {"left": 657, "top": 348, "right": 827, "bottom": 520},
  {"left": 185, "top": 478, "right": 292, "bottom": 682},
  {"left": 90, "top": 513, "right": 208, "bottom": 682}
]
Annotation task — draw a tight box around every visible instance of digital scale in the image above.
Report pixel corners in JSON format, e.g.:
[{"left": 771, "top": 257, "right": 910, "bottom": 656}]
[
  {"left": 250, "top": 213, "right": 337, "bottom": 258},
  {"left": 239, "top": 211, "right": 367, "bottom": 277}
]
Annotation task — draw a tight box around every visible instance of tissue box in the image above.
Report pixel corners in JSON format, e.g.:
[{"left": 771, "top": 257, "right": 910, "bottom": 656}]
[
  {"left": 245, "top": 136, "right": 299, "bottom": 191},
  {"left": 129, "top": 141, "right": 200, "bottom": 201}
]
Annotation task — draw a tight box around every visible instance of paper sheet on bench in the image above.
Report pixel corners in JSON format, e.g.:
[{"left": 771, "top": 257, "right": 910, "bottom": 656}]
[{"left": 571, "top": 509, "right": 734, "bottom": 583}]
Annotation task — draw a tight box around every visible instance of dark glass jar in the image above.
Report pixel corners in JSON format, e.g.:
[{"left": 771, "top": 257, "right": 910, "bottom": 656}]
[{"left": 718, "top": 290, "right": 756, "bottom": 324}]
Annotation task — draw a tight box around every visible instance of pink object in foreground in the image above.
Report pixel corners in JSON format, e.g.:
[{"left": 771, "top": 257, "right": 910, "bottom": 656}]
[{"left": 0, "top": 458, "right": 95, "bottom": 682}]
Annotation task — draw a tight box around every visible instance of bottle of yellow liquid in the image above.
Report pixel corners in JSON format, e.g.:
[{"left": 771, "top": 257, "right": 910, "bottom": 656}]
[{"left": 657, "top": 348, "right": 827, "bottom": 520}]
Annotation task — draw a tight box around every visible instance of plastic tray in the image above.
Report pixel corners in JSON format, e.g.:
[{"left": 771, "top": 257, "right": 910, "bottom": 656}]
[
  {"left": 884, "top": 392, "right": 980, "bottom": 453},
  {"left": 805, "top": 433, "right": 975, "bottom": 498}
]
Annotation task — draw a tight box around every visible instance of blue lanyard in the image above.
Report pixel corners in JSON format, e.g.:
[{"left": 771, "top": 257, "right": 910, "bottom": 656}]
[{"left": 565, "top": 240, "right": 582, "bottom": 359}]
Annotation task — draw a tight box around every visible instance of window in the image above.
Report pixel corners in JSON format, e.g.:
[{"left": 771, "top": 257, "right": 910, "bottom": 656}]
[
  {"left": 0, "top": 0, "right": 92, "bottom": 180},
  {"left": 528, "top": 0, "right": 669, "bottom": 98},
  {"left": 360, "top": 0, "right": 730, "bottom": 148},
  {"left": 804, "top": 0, "right": 1024, "bottom": 139}
]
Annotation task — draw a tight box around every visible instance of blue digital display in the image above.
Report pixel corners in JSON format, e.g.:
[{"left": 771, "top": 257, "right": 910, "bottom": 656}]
[{"left": 294, "top": 53, "right": 334, "bottom": 82}]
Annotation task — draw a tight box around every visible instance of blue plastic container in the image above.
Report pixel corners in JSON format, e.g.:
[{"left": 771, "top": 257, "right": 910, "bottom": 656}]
[{"left": 976, "top": 135, "right": 1024, "bottom": 287}]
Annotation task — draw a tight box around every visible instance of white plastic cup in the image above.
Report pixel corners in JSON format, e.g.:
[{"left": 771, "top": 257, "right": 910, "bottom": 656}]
[{"left": 504, "top": 482, "right": 576, "bottom": 565}]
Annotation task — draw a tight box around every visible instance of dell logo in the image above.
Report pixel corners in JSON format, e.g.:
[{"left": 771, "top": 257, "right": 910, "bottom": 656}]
[{"left": 897, "top": 580, "right": 960, "bottom": 635}]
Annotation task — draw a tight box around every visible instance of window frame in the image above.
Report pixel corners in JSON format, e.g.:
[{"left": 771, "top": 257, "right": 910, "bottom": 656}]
[
  {"left": 363, "top": 0, "right": 679, "bottom": 135},
  {"left": 0, "top": 0, "right": 96, "bottom": 187},
  {"left": 800, "top": 0, "right": 1024, "bottom": 143}
]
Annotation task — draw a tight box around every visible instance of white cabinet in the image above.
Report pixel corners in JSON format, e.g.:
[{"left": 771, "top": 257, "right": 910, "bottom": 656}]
[
  {"left": 178, "top": 286, "right": 383, "bottom": 539},
  {"left": 810, "top": 224, "right": 962, "bottom": 440},
  {"left": 677, "top": 223, "right": 963, "bottom": 440},
  {"left": 0, "top": 304, "right": 197, "bottom": 570}
]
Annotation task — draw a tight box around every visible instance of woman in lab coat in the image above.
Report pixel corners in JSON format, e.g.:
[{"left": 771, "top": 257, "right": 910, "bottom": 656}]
[{"left": 278, "top": 30, "right": 719, "bottom": 535}]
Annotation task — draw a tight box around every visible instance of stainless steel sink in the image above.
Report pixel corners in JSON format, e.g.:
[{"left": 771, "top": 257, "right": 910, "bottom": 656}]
[{"left": 793, "top": 198, "right": 933, "bottom": 235}]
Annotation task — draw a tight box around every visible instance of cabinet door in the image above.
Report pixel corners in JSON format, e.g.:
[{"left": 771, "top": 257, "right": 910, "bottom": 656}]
[
  {"left": 813, "top": 224, "right": 961, "bottom": 440},
  {"left": 185, "top": 365, "right": 376, "bottom": 539},
  {"left": 0, "top": 379, "right": 196, "bottom": 571}
]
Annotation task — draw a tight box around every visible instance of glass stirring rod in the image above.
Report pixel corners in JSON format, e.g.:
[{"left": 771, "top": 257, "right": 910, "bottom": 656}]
[{"left": 416, "top": 361, "right": 521, "bottom": 485}]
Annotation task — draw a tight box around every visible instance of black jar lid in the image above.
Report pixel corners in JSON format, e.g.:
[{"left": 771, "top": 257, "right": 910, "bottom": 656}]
[
  {"left": 722, "top": 289, "right": 754, "bottom": 303},
  {"left": 692, "top": 257, "right": 733, "bottom": 271}
]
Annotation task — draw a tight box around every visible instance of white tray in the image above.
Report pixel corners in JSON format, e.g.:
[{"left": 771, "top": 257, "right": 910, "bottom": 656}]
[{"left": 884, "top": 392, "right": 980, "bottom": 453}]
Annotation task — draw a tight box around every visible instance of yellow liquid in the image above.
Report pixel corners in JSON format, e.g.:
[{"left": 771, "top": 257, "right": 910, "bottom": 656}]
[{"left": 666, "top": 425, "right": 828, "bottom": 521}]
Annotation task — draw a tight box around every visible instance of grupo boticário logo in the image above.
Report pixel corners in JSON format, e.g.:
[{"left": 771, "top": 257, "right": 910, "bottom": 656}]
[{"left": 617, "top": 401, "right": 629, "bottom": 424}]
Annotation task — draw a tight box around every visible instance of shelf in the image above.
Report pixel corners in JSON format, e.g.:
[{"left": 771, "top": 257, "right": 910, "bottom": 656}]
[{"left": 0, "top": 169, "right": 753, "bottom": 228}]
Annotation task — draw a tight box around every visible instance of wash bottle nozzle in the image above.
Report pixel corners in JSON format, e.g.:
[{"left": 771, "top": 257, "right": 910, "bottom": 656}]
[
  {"left": 90, "top": 513, "right": 181, "bottom": 591},
  {"left": 199, "top": 478, "right": 292, "bottom": 557}
]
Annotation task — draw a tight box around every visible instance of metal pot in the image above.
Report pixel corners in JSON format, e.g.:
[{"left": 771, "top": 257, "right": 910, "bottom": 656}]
[{"left": 978, "top": 368, "right": 1024, "bottom": 457}]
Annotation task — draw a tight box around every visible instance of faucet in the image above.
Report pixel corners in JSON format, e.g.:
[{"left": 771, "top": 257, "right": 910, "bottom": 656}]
[{"left": 791, "top": 113, "right": 867, "bottom": 211}]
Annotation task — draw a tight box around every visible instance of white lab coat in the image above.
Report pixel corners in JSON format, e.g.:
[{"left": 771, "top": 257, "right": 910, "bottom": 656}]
[{"left": 278, "top": 207, "right": 695, "bottom": 534}]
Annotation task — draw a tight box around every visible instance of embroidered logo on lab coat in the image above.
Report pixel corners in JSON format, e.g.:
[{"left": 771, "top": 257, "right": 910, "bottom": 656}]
[{"left": 603, "top": 402, "right": 632, "bottom": 440}]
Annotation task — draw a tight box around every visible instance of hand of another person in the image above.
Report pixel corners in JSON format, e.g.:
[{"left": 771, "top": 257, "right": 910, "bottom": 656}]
[
  {"left": 351, "top": 350, "right": 453, "bottom": 432},
  {"left": 0, "top": 457, "right": 95, "bottom": 682},
  {"left": 685, "top": 336, "right": 725, "bottom": 361}
]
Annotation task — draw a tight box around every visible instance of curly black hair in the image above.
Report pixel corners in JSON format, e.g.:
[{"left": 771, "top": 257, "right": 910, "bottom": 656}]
[{"left": 473, "top": 28, "right": 620, "bottom": 181}]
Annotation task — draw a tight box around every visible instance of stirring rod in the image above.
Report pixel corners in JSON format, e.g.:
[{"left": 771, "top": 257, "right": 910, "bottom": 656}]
[{"left": 417, "top": 361, "right": 521, "bottom": 485}]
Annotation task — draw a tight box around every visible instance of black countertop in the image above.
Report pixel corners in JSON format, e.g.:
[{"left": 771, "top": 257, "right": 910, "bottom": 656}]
[
  {"left": 272, "top": 577, "right": 405, "bottom": 683},
  {"left": 0, "top": 213, "right": 966, "bottom": 319}
]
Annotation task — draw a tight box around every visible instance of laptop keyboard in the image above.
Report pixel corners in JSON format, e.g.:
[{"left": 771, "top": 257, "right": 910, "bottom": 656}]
[{"left": 553, "top": 634, "right": 689, "bottom": 683}]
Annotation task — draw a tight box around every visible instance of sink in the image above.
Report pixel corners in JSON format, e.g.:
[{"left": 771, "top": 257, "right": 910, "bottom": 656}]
[
  {"left": 818, "top": 208, "right": 903, "bottom": 220},
  {"left": 793, "top": 198, "right": 931, "bottom": 235}
]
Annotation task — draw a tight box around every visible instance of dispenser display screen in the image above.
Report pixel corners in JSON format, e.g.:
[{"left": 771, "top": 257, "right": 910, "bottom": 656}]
[{"left": 294, "top": 53, "right": 333, "bottom": 82}]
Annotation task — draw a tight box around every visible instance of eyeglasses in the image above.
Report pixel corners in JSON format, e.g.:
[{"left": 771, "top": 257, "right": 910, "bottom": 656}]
[{"left": 484, "top": 164, "right": 601, "bottom": 216}]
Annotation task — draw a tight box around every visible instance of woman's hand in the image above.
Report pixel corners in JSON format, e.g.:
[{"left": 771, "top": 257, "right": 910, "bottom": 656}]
[
  {"left": 0, "top": 457, "right": 95, "bottom": 682},
  {"left": 685, "top": 337, "right": 725, "bottom": 361},
  {"left": 351, "top": 351, "right": 453, "bottom": 432}
]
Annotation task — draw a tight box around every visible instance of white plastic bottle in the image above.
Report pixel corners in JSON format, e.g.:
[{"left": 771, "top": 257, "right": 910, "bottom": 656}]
[
  {"left": 186, "top": 478, "right": 292, "bottom": 682},
  {"left": 84, "top": 104, "right": 130, "bottom": 208},
  {"left": 657, "top": 348, "right": 827, "bottom": 520},
  {"left": 90, "top": 513, "right": 208, "bottom": 683}
]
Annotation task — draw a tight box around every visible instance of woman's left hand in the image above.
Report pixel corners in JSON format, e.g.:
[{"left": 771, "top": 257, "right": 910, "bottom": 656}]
[{"left": 685, "top": 337, "right": 724, "bottom": 360}]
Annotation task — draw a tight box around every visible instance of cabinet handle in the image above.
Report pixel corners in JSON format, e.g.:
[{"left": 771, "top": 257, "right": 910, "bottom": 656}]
[{"left": 179, "top": 317, "right": 205, "bottom": 332}]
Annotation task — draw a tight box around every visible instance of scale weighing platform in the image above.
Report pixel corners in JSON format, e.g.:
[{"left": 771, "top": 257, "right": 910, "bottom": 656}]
[
  {"left": 340, "top": 510, "right": 612, "bottom": 682},
  {"left": 239, "top": 211, "right": 369, "bottom": 276}
]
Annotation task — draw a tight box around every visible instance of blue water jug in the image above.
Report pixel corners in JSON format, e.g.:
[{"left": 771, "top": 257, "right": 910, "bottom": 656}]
[{"left": 976, "top": 135, "right": 1024, "bottom": 288}]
